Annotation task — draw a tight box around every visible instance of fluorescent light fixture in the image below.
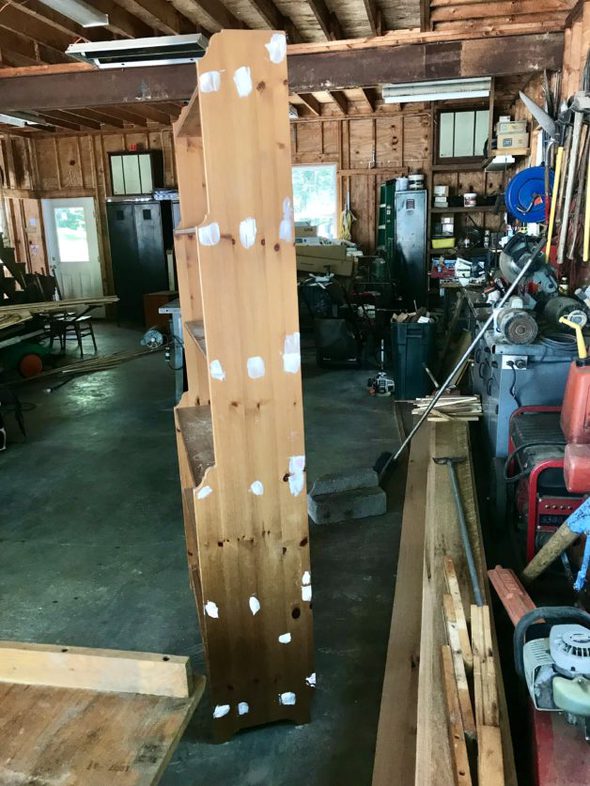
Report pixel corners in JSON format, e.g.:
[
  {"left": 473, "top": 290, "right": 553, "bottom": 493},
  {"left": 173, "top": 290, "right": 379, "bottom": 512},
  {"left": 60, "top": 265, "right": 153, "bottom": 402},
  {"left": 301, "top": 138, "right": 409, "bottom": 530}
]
[
  {"left": 67, "top": 34, "right": 208, "bottom": 69},
  {"left": 37, "top": 0, "right": 109, "bottom": 27},
  {"left": 0, "top": 113, "right": 47, "bottom": 128},
  {"left": 382, "top": 77, "right": 491, "bottom": 104}
]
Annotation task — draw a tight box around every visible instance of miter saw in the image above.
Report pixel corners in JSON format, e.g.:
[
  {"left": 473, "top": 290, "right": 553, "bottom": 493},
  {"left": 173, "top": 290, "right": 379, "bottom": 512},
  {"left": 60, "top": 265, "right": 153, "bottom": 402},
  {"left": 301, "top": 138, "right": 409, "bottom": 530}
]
[
  {"left": 515, "top": 607, "right": 590, "bottom": 739},
  {"left": 499, "top": 233, "right": 558, "bottom": 309}
]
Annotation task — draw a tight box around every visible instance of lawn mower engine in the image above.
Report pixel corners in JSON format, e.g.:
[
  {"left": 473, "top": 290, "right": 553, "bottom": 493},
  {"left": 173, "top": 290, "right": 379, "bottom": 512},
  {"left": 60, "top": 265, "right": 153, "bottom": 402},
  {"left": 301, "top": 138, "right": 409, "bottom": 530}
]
[{"left": 515, "top": 607, "right": 590, "bottom": 738}]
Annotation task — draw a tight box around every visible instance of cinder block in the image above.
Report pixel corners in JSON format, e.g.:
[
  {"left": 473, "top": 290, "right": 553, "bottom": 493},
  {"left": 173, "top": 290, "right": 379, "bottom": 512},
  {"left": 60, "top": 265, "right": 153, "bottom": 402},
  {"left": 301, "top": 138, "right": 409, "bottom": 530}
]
[
  {"left": 308, "top": 485, "right": 386, "bottom": 525},
  {"left": 307, "top": 467, "right": 379, "bottom": 497}
]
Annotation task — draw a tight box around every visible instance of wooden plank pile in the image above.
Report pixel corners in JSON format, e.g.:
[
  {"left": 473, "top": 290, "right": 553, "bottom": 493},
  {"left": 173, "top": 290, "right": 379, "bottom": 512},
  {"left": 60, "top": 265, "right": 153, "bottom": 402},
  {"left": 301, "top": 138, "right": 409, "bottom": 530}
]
[
  {"left": 412, "top": 393, "right": 483, "bottom": 422},
  {"left": 373, "top": 420, "right": 515, "bottom": 786}
]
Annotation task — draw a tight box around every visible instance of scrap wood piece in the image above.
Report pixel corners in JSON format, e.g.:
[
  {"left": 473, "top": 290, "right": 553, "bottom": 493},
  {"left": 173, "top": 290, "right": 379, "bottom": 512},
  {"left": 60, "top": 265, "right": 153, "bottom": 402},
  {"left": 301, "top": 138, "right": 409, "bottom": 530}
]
[
  {"left": 441, "top": 645, "right": 473, "bottom": 786},
  {"left": 443, "top": 594, "right": 476, "bottom": 739},
  {"left": 415, "top": 422, "right": 515, "bottom": 786},
  {"left": 444, "top": 556, "right": 473, "bottom": 671},
  {"left": 488, "top": 566, "right": 536, "bottom": 627},
  {"left": 0, "top": 641, "right": 193, "bottom": 698},
  {"left": 371, "top": 426, "right": 430, "bottom": 786}
]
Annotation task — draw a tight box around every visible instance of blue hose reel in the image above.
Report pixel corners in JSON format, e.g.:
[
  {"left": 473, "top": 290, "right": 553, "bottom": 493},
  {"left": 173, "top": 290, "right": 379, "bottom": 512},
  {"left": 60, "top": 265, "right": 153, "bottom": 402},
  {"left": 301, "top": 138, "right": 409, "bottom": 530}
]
[{"left": 505, "top": 166, "right": 554, "bottom": 224}]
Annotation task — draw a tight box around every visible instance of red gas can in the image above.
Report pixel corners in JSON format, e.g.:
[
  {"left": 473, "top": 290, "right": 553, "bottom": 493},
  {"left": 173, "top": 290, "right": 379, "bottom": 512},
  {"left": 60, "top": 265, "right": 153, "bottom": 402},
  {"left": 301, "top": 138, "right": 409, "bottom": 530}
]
[
  {"left": 560, "top": 360, "right": 590, "bottom": 443},
  {"left": 564, "top": 443, "right": 590, "bottom": 492}
]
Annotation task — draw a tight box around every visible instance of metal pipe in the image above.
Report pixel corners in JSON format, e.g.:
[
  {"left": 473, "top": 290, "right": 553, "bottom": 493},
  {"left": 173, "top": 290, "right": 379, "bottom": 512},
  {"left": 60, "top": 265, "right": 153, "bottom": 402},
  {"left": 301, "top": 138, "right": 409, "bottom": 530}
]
[
  {"left": 383, "top": 237, "right": 546, "bottom": 470},
  {"left": 441, "top": 458, "right": 485, "bottom": 607}
]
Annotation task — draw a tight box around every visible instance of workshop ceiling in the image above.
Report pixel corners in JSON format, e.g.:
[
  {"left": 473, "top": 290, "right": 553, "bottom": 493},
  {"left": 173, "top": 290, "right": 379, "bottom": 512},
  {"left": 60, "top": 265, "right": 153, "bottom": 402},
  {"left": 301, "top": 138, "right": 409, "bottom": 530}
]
[{"left": 0, "top": 0, "right": 577, "bottom": 133}]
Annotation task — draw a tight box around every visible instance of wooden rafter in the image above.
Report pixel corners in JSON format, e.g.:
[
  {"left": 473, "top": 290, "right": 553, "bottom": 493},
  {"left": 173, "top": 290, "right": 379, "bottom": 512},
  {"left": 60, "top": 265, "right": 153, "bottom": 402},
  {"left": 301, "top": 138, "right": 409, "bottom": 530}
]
[
  {"left": 420, "top": 0, "right": 431, "bottom": 31},
  {"left": 0, "top": 27, "right": 67, "bottom": 66},
  {"left": 297, "top": 93, "right": 322, "bottom": 115},
  {"left": 0, "top": 5, "right": 77, "bottom": 52},
  {"left": 330, "top": 90, "right": 348, "bottom": 113},
  {"left": 360, "top": 87, "right": 378, "bottom": 111},
  {"left": 37, "top": 110, "right": 83, "bottom": 131},
  {"left": 362, "top": 0, "right": 382, "bottom": 36},
  {"left": 430, "top": 0, "right": 572, "bottom": 24},
  {"left": 307, "top": 0, "right": 343, "bottom": 40},
  {"left": 81, "top": 107, "right": 129, "bottom": 128},
  {"left": 171, "top": 0, "right": 245, "bottom": 32},
  {"left": 111, "top": 0, "right": 196, "bottom": 35},
  {"left": 91, "top": 0, "right": 155, "bottom": 38},
  {"left": 244, "top": 0, "right": 303, "bottom": 43}
]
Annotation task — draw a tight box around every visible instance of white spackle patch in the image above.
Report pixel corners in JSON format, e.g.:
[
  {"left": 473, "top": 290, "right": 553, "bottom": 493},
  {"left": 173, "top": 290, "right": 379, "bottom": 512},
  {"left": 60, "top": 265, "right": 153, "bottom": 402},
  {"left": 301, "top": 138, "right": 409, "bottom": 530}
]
[
  {"left": 288, "top": 455, "right": 305, "bottom": 497},
  {"left": 250, "top": 480, "right": 264, "bottom": 496},
  {"left": 233, "top": 66, "right": 252, "bottom": 97},
  {"left": 278, "top": 632, "right": 292, "bottom": 644},
  {"left": 197, "top": 485, "right": 213, "bottom": 500},
  {"left": 205, "top": 600, "right": 219, "bottom": 619},
  {"left": 198, "top": 222, "right": 220, "bottom": 246},
  {"left": 213, "top": 704, "right": 230, "bottom": 718},
  {"left": 302, "top": 570, "right": 311, "bottom": 585},
  {"left": 247, "top": 356, "right": 265, "bottom": 379},
  {"left": 306, "top": 672, "right": 317, "bottom": 688},
  {"left": 239, "top": 217, "right": 257, "bottom": 249},
  {"left": 238, "top": 701, "right": 249, "bottom": 716},
  {"left": 283, "top": 332, "right": 301, "bottom": 374},
  {"left": 265, "top": 32, "right": 287, "bottom": 64},
  {"left": 279, "top": 197, "right": 294, "bottom": 243},
  {"left": 249, "top": 595, "right": 261, "bottom": 615},
  {"left": 209, "top": 359, "right": 226, "bottom": 381},
  {"left": 301, "top": 584, "right": 312, "bottom": 603},
  {"left": 279, "top": 691, "right": 296, "bottom": 706},
  {"left": 199, "top": 70, "right": 221, "bottom": 93}
]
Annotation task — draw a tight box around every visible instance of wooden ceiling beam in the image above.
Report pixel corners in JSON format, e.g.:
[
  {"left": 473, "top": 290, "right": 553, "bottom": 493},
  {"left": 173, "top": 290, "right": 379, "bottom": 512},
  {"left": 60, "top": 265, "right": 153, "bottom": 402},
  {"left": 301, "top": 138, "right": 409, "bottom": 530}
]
[
  {"left": 111, "top": 0, "right": 196, "bottom": 35},
  {"left": 92, "top": 106, "right": 148, "bottom": 126},
  {"left": 121, "top": 103, "right": 174, "bottom": 124},
  {"left": 330, "top": 90, "right": 348, "bottom": 114},
  {"left": 71, "top": 107, "right": 129, "bottom": 128},
  {"left": 244, "top": 0, "right": 303, "bottom": 43},
  {"left": 171, "top": 0, "right": 246, "bottom": 31},
  {"left": 362, "top": 0, "right": 383, "bottom": 36},
  {"left": 430, "top": 0, "right": 571, "bottom": 23},
  {"left": 0, "top": 32, "right": 564, "bottom": 111},
  {"left": 420, "top": 0, "right": 431, "bottom": 31},
  {"left": 307, "top": 0, "right": 343, "bottom": 40},
  {"left": 297, "top": 93, "right": 322, "bottom": 115}
]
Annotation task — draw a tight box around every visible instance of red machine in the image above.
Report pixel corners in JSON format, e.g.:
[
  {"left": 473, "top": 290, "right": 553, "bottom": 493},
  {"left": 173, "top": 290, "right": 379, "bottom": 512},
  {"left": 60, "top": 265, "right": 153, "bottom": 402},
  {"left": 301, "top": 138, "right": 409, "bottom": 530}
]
[{"left": 508, "top": 318, "right": 590, "bottom": 561}]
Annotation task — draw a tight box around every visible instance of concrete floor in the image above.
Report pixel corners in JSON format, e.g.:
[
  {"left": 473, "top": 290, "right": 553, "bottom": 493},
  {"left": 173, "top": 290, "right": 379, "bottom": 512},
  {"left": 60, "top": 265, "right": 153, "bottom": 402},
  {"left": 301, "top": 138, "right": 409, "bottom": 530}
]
[{"left": 0, "top": 323, "right": 404, "bottom": 786}]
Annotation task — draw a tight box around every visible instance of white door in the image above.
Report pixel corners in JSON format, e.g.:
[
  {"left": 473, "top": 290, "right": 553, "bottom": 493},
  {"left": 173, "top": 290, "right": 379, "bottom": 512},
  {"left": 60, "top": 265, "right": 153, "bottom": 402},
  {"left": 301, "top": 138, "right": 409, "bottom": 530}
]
[{"left": 42, "top": 197, "right": 103, "bottom": 303}]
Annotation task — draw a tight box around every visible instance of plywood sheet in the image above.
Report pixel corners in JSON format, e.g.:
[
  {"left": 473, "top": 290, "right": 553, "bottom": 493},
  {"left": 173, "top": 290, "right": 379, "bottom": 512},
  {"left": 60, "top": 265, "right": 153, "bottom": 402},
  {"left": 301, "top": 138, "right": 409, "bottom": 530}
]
[{"left": 0, "top": 678, "right": 204, "bottom": 786}]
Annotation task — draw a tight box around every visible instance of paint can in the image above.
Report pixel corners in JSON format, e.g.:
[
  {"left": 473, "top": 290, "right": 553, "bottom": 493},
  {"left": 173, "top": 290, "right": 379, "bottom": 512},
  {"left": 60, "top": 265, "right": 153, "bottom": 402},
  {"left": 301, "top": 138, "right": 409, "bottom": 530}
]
[
  {"left": 408, "top": 173, "right": 424, "bottom": 190},
  {"left": 463, "top": 192, "right": 477, "bottom": 208},
  {"left": 396, "top": 177, "right": 409, "bottom": 192}
]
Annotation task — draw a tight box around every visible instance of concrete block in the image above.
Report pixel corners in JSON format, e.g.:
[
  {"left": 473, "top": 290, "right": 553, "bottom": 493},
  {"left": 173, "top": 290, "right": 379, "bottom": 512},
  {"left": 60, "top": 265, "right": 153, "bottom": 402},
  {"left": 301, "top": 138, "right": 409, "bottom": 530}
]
[
  {"left": 308, "top": 485, "right": 386, "bottom": 525},
  {"left": 308, "top": 467, "right": 379, "bottom": 497}
]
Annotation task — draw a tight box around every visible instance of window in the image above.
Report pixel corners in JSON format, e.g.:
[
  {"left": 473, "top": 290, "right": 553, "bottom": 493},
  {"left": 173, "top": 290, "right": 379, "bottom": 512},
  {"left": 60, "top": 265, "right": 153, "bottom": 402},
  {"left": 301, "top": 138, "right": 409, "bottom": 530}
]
[
  {"left": 438, "top": 109, "right": 489, "bottom": 160},
  {"left": 54, "top": 207, "right": 90, "bottom": 262},
  {"left": 292, "top": 164, "right": 338, "bottom": 239}
]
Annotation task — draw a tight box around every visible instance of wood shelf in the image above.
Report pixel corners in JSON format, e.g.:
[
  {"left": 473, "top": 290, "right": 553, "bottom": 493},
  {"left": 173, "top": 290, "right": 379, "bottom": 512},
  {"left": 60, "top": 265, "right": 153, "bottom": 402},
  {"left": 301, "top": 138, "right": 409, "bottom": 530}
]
[
  {"left": 431, "top": 205, "right": 498, "bottom": 214},
  {"left": 185, "top": 319, "right": 207, "bottom": 357},
  {"left": 175, "top": 403, "right": 214, "bottom": 488}
]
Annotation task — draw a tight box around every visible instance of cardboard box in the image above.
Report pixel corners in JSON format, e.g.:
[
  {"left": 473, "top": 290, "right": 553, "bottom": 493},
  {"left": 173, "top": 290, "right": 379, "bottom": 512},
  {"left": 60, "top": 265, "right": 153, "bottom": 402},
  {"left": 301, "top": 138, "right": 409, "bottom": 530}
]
[
  {"left": 295, "top": 224, "right": 318, "bottom": 238},
  {"left": 495, "top": 120, "right": 527, "bottom": 135},
  {"left": 296, "top": 243, "right": 354, "bottom": 277},
  {"left": 497, "top": 131, "right": 529, "bottom": 150}
]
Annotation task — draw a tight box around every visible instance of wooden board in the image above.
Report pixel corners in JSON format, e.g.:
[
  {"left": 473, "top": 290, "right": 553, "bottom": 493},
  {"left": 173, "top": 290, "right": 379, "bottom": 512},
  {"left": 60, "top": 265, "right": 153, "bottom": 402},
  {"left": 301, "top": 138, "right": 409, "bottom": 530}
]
[
  {"left": 172, "top": 30, "right": 314, "bottom": 740},
  {"left": 372, "top": 425, "right": 429, "bottom": 786},
  {"left": 415, "top": 422, "right": 516, "bottom": 786},
  {"left": 0, "top": 641, "right": 192, "bottom": 699},
  {"left": 0, "top": 677, "right": 204, "bottom": 786}
]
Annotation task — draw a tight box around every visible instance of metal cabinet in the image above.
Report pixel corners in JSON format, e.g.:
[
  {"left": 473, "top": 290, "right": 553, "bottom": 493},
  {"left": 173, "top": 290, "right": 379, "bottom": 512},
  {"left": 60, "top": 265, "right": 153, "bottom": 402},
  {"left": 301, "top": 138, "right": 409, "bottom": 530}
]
[{"left": 106, "top": 199, "right": 171, "bottom": 324}]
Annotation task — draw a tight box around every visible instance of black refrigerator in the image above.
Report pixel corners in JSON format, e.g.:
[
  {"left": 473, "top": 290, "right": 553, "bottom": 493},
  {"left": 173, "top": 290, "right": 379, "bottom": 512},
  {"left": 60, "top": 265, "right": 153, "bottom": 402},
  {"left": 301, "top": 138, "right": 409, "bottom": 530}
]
[
  {"left": 106, "top": 198, "right": 173, "bottom": 324},
  {"left": 393, "top": 189, "right": 427, "bottom": 309}
]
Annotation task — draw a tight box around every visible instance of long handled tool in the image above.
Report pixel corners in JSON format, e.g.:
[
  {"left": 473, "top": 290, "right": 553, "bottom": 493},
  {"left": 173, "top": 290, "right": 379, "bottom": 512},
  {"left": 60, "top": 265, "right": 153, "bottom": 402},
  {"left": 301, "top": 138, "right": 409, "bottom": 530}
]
[
  {"left": 558, "top": 109, "right": 584, "bottom": 265},
  {"left": 378, "top": 236, "right": 547, "bottom": 478},
  {"left": 433, "top": 456, "right": 484, "bottom": 606}
]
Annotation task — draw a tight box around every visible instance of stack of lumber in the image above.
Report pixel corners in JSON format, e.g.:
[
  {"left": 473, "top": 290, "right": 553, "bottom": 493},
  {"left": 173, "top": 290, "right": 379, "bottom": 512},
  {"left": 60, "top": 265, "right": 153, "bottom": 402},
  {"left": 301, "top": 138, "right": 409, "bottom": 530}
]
[
  {"left": 412, "top": 394, "right": 482, "bottom": 422},
  {"left": 0, "top": 296, "right": 119, "bottom": 327},
  {"left": 372, "top": 421, "right": 516, "bottom": 786}
]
